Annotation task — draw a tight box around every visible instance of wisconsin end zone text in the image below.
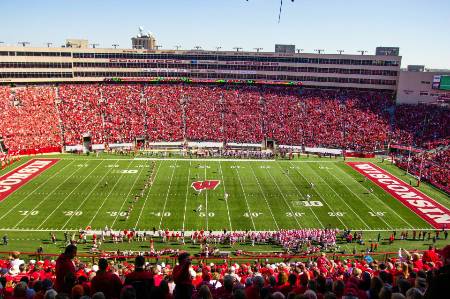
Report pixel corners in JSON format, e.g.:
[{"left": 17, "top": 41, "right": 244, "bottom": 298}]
[
  {"left": 347, "top": 162, "right": 450, "bottom": 229},
  {"left": 0, "top": 159, "right": 59, "bottom": 201}
]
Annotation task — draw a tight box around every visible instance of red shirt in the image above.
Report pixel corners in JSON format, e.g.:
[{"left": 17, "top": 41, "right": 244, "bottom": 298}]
[
  {"left": 91, "top": 271, "right": 123, "bottom": 299},
  {"left": 55, "top": 253, "right": 76, "bottom": 293}
]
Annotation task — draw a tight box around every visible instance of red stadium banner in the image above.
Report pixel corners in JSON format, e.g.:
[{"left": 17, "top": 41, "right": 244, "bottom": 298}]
[
  {"left": 0, "top": 159, "right": 59, "bottom": 202},
  {"left": 347, "top": 162, "right": 450, "bottom": 229}
]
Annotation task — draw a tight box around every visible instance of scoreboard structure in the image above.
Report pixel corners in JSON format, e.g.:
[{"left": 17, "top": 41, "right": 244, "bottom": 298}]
[{"left": 432, "top": 75, "right": 450, "bottom": 91}]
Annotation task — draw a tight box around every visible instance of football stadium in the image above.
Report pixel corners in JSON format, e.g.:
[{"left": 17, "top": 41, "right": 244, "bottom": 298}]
[{"left": 0, "top": 1, "right": 449, "bottom": 298}]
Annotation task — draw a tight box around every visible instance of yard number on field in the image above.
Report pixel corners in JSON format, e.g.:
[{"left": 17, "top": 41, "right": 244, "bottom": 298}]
[
  {"left": 244, "top": 212, "right": 263, "bottom": 218},
  {"left": 328, "top": 212, "right": 345, "bottom": 217},
  {"left": 19, "top": 210, "right": 39, "bottom": 216},
  {"left": 369, "top": 211, "right": 386, "bottom": 217},
  {"left": 64, "top": 210, "right": 83, "bottom": 216},
  {"left": 150, "top": 212, "right": 171, "bottom": 217}
]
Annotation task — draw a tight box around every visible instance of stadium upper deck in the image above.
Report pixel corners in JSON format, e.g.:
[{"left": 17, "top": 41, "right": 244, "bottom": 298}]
[{"left": 0, "top": 46, "right": 401, "bottom": 90}]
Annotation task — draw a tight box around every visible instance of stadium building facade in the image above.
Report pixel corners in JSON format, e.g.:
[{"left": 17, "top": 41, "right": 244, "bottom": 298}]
[{"left": 0, "top": 45, "right": 401, "bottom": 91}]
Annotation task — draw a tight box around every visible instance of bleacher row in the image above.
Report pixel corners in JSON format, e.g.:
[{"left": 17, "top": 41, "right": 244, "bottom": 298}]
[{"left": 0, "top": 84, "right": 448, "bottom": 190}]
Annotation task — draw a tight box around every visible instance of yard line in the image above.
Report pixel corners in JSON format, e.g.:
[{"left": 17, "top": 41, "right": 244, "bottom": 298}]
[
  {"left": 182, "top": 161, "right": 192, "bottom": 231},
  {"left": 37, "top": 160, "right": 106, "bottom": 229},
  {"left": 248, "top": 163, "right": 279, "bottom": 230},
  {"left": 111, "top": 163, "right": 146, "bottom": 228},
  {"left": 323, "top": 166, "right": 395, "bottom": 230},
  {"left": 61, "top": 160, "right": 120, "bottom": 229},
  {"left": 204, "top": 163, "right": 209, "bottom": 231},
  {"left": 13, "top": 161, "right": 82, "bottom": 227},
  {"left": 87, "top": 160, "right": 135, "bottom": 227},
  {"left": 0, "top": 160, "right": 75, "bottom": 222},
  {"left": 265, "top": 165, "right": 308, "bottom": 229},
  {"left": 332, "top": 164, "right": 414, "bottom": 229},
  {"left": 158, "top": 161, "right": 178, "bottom": 230},
  {"left": 218, "top": 161, "right": 233, "bottom": 231},
  {"left": 233, "top": 162, "right": 256, "bottom": 231},
  {"left": 300, "top": 162, "right": 370, "bottom": 230},
  {"left": 134, "top": 162, "right": 162, "bottom": 229}
]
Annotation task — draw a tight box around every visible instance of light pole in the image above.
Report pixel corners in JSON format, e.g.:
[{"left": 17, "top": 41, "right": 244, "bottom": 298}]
[
  {"left": 296, "top": 48, "right": 304, "bottom": 53},
  {"left": 46, "top": 43, "right": 53, "bottom": 48},
  {"left": 314, "top": 49, "right": 324, "bottom": 54},
  {"left": 215, "top": 46, "right": 222, "bottom": 51},
  {"left": 155, "top": 45, "right": 162, "bottom": 50},
  {"left": 174, "top": 45, "right": 181, "bottom": 50},
  {"left": 194, "top": 46, "right": 202, "bottom": 50},
  {"left": 337, "top": 50, "right": 344, "bottom": 54},
  {"left": 112, "top": 44, "right": 119, "bottom": 49},
  {"left": 358, "top": 50, "right": 368, "bottom": 55},
  {"left": 233, "top": 47, "right": 242, "bottom": 52},
  {"left": 90, "top": 43, "right": 99, "bottom": 48},
  {"left": 18, "top": 41, "right": 30, "bottom": 47},
  {"left": 254, "top": 47, "right": 263, "bottom": 52}
]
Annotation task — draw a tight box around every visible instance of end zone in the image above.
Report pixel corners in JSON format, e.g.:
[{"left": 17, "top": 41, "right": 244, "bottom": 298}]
[
  {"left": 0, "top": 159, "right": 59, "bottom": 201},
  {"left": 347, "top": 162, "right": 450, "bottom": 229}
]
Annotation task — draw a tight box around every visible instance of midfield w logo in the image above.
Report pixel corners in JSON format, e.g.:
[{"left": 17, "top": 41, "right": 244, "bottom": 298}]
[{"left": 191, "top": 180, "right": 221, "bottom": 192}]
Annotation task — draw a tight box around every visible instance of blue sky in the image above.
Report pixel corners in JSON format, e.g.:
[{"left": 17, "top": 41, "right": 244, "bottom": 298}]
[{"left": 1, "top": 0, "right": 449, "bottom": 69}]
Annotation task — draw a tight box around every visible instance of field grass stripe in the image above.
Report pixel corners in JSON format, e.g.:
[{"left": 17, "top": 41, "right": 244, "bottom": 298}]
[
  {"left": 204, "top": 163, "right": 209, "bottom": 231},
  {"left": 263, "top": 165, "right": 305, "bottom": 229},
  {"left": 110, "top": 162, "right": 147, "bottom": 228},
  {"left": 87, "top": 160, "right": 135, "bottom": 227},
  {"left": 134, "top": 161, "right": 162, "bottom": 229},
  {"left": 333, "top": 164, "right": 415, "bottom": 229},
  {"left": 12, "top": 161, "right": 83, "bottom": 228},
  {"left": 0, "top": 160, "right": 75, "bottom": 222},
  {"left": 218, "top": 161, "right": 233, "bottom": 231},
  {"left": 324, "top": 166, "right": 395, "bottom": 230},
  {"left": 37, "top": 160, "right": 106, "bottom": 229},
  {"left": 248, "top": 163, "right": 279, "bottom": 230},
  {"left": 158, "top": 160, "right": 177, "bottom": 230},
  {"left": 304, "top": 162, "right": 371, "bottom": 229},
  {"left": 182, "top": 161, "right": 191, "bottom": 231},
  {"left": 60, "top": 160, "right": 120, "bottom": 229},
  {"left": 233, "top": 162, "right": 256, "bottom": 231}
]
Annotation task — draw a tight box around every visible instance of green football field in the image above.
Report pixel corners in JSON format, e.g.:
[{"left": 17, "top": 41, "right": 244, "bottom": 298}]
[{"left": 0, "top": 154, "right": 448, "bottom": 233}]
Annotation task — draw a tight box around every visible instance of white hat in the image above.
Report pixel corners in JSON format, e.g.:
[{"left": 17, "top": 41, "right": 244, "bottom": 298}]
[{"left": 92, "top": 265, "right": 99, "bottom": 272}]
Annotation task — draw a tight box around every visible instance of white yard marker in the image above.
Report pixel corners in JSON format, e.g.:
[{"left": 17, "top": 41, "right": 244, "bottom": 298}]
[
  {"left": 61, "top": 160, "right": 121, "bottom": 229},
  {"left": 37, "top": 160, "right": 107, "bottom": 229},
  {"left": 332, "top": 164, "right": 414, "bottom": 229},
  {"left": 134, "top": 162, "right": 162, "bottom": 229},
  {"left": 279, "top": 162, "right": 346, "bottom": 229},
  {"left": 204, "top": 163, "right": 209, "bottom": 231},
  {"left": 88, "top": 160, "right": 135, "bottom": 226},
  {"left": 158, "top": 161, "right": 177, "bottom": 230},
  {"left": 218, "top": 161, "right": 233, "bottom": 231},
  {"left": 265, "top": 164, "right": 306, "bottom": 229},
  {"left": 0, "top": 160, "right": 75, "bottom": 222},
  {"left": 233, "top": 162, "right": 256, "bottom": 231},
  {"left": 248, "top": 163, "right": 279, "bottom": 230},
  {"left": 300, "top": 162, "right": 370, "bottom": 230},
  {"left": 111, "top": 163, "right": 146, "bottom": 228},
  {"left": 324, "top": 165, "right": 394, "bottom": 230},
  {"left": 182, "top": 161, "right": 191, "bottom": 231}
]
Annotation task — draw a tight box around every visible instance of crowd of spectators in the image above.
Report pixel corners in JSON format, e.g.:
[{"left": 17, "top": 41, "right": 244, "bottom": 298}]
[
  {"left": 394, "top": 147, "right": 450, "bottom": 193},
  {"left": 1, "top": 243, "right": 449, "bottom": 299},
  {"left": 0, "top": 86, "right": 61, "bottom": 154},
  {"left": 0, "top": 84, "right": 448, "bottom": 169}
]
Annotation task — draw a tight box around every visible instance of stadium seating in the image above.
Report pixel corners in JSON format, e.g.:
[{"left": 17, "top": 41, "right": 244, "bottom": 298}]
[
  {"left": 1, "top": 243, "right": 448, "bottom": 299},
  {"left": 0, "top": 83, "right": 448, "bottom": 193}
]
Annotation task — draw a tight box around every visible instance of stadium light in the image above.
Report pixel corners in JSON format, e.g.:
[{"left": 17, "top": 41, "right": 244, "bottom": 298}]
[
  {"left": 46, "top": 43, "right": 53, "bottom": 48},
  {"left": 194, "top": 46, "right": 202, "bottom": 50},
  {"left": 174, "top": 45, "right": 182, "bottom": 50},
  {"left": 112, "top": 44, "right": 119, "bottom": 49},
  {"left": 233, "top": 47, "right": 243, "bottom": 52},
  {"left": 358, "top": 50, "right": 368, "bottom": 55},
  {"left": 155, "top": 45, "right": 163, "bottom": 50},
  {"left": 215, "top": 46, "right": 222, "bottom": 51},
  {"left": 254, "top": 47, "right": 263, "bottom": 52},
  {"left": 314, "top": 49, "right": 324, "bottom": 54},
  {"left": 296, "top": 48, "right": 304, "bottom": 53},
  {"left": 18, "top": 41, "right": 30, "bottom": 47},
  {"left": 90, "top": 43, "right": 99, "bottom": 48},
  {"left": 337, "top": 50, "right": 344, "bottom": 54}
]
